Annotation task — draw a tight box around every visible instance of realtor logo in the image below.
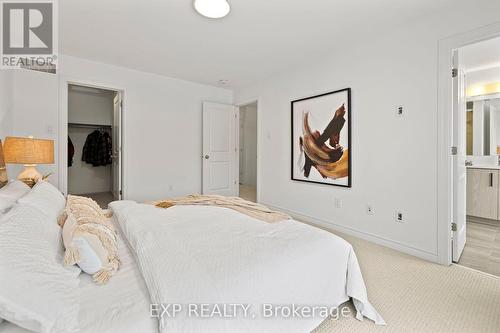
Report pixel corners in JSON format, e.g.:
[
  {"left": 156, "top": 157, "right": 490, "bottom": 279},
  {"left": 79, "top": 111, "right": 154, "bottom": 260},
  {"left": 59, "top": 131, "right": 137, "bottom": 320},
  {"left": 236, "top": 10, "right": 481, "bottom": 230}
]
[{"left": 1, "top": 0, "right": 57, "bottom": 71}]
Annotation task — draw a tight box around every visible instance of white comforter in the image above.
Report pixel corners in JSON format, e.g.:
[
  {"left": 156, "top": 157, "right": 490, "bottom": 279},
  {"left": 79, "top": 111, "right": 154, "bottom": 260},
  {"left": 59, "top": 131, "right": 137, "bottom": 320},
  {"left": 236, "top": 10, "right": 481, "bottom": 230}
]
[{"left": 110, "top": 201, "right": 385, "bottom": 333}]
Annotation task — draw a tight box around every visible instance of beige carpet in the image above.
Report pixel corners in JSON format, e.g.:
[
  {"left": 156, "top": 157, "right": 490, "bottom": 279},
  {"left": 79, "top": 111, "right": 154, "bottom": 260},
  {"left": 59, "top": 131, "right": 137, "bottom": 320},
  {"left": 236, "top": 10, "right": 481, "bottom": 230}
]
[{"left": 311, "top": 229, "right": 500, "bottom": 333}]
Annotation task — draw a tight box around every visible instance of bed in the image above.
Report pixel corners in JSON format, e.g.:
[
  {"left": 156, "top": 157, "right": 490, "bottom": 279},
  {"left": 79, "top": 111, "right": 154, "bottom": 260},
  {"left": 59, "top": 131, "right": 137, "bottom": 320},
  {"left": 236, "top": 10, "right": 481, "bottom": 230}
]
[{"left": 0, "top": 183, "right": 384, "bottom": 333}]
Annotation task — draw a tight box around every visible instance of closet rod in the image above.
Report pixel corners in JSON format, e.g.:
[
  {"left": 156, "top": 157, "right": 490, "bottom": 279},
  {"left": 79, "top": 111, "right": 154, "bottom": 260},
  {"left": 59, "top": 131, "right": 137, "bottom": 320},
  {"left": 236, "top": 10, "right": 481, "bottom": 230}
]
[{"left": 68, "top": 123, "right": 112, "bottom": 129}]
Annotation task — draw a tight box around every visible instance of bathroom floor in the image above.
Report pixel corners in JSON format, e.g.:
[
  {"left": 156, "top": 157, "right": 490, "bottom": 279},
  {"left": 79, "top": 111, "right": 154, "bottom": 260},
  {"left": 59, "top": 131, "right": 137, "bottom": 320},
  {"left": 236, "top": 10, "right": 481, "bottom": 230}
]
[{"left": 458, "top": 217, "right": 500, "bottom": 276}]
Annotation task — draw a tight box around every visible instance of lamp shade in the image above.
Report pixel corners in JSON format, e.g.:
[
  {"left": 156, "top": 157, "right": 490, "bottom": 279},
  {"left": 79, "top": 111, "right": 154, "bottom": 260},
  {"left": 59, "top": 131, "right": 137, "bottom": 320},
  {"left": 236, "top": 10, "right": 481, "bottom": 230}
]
[{"left": 3, "top": 137, "right": 54, "bottom": 165}]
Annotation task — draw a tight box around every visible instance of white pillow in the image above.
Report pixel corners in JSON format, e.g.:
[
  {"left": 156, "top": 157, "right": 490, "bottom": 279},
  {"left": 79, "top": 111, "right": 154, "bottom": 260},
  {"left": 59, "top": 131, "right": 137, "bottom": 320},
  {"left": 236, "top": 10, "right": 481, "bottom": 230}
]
[
  {"left": 63, "top": 213, "right": 105, "bottom": 274},
  {"left": 0, "top": 204, "right": 80, "bottom": 333},
  {"left": 0, "top": 180, "right": 31, "bottom": 214},
  {"left": 62, "top": 211, "right": 120, "bottom": 284},
  {"left": 17, "top": 181, "right": 65, "bottom": 223}
]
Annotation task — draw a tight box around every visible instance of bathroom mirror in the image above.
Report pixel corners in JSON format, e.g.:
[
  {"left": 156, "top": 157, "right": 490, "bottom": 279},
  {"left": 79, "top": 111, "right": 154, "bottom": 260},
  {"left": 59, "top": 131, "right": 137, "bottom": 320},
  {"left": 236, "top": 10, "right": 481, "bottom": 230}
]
[{"left": 466, "top": 98, "right": 500, "bottom": 156}]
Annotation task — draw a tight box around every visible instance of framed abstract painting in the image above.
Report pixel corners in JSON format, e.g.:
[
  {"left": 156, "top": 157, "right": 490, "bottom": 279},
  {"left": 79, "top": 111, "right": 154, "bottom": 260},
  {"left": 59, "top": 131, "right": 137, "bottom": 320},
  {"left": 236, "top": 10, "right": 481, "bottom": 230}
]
[{"left": 291, "top": 88, "right": 351, "bottom": 187}]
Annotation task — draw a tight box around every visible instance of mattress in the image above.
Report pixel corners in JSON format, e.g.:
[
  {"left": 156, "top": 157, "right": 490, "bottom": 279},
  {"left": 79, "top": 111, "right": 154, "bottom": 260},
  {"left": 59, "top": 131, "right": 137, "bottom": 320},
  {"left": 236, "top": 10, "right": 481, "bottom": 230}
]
[{"left": 0, "top": 216, "right": 158, "bottom": 333}]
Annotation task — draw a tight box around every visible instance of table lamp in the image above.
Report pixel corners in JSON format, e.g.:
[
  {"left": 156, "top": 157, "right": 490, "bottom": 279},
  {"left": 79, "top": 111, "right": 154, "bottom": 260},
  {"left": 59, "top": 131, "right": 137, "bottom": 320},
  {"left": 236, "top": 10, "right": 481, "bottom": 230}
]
[{"left": 3, "top": 136, "right": 54, "bottom": 185}]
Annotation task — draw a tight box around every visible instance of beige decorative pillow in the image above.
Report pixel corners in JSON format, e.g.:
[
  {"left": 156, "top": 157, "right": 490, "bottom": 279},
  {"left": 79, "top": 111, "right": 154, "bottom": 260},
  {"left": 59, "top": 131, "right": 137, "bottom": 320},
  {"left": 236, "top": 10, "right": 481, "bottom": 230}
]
[
  {"left": 61, "top": 195, "right": 120, "bottom": 284},
  {"left": 59, "top": 195, "right": 113, "bottom": 228}
]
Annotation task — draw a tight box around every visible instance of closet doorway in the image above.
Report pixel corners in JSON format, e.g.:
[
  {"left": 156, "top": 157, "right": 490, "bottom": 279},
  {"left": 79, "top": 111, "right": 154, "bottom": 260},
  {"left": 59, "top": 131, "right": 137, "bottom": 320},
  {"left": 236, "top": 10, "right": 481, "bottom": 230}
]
[
  {"left": 67, "top": 84, "right": 122, "bottom": 208},
  {"left": 238, "top": 102, "right": 258, "bottom": 202}
]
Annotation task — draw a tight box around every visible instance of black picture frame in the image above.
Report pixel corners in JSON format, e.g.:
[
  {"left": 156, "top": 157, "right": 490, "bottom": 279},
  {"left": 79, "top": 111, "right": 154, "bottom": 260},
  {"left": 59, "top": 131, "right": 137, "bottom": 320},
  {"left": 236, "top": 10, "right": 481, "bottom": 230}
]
[{"left": 291, "top": 88, "right": 352, "bottom": 188}]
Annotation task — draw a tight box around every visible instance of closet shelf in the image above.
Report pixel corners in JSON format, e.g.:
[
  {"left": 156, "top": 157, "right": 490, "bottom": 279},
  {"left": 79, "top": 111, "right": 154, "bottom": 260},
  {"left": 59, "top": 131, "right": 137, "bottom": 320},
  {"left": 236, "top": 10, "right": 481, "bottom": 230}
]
[{"left": 68, "top": 123, "right": 112, "bottom": 129}]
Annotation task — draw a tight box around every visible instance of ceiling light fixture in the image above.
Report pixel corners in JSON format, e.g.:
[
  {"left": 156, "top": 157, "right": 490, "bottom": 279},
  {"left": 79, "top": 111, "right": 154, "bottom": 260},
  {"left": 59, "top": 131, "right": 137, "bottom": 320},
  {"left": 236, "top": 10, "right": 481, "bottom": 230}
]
[{"left": 194, "top": 0, "right": 231, "bottom": 19}]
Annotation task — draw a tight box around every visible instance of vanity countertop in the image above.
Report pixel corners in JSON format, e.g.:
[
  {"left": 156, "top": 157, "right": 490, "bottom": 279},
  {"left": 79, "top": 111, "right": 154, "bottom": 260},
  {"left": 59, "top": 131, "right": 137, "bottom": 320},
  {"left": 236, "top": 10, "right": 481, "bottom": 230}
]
[{"left": 466, "top": 165, "right": 500, "bottom": 170}]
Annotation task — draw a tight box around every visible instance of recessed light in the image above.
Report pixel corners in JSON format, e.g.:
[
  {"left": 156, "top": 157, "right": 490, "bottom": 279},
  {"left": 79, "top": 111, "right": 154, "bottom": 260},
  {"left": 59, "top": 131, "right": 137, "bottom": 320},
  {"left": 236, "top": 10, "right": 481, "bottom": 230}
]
[{"left": 194, "top": 0, "right": 231, "bottom": 19}]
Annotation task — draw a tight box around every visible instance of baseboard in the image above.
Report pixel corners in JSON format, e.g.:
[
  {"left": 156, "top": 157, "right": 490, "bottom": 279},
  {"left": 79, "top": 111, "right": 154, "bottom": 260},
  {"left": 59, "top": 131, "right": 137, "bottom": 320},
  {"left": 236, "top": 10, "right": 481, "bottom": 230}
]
[{"left": 265, "top": 202, "right": 439, "bottom": 263}]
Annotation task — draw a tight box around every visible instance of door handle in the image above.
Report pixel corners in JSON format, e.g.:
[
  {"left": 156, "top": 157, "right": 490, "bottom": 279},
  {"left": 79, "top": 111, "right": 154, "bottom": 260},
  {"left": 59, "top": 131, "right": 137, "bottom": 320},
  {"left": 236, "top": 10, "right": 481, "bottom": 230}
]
[
  {"left": 490, "top": 173, "right": 494, "bottom": 187},
  {"left": 204, "top": 155, "right": 210, "bottom": 160}
]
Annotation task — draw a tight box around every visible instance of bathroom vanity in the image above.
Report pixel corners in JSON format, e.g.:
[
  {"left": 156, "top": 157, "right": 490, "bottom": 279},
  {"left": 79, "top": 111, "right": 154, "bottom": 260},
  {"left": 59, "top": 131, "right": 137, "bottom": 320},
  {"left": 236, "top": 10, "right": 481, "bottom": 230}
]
[
  {"left": 465, "top": 96, "right": 500, "bottom": 220},
  {"left": 466, "top": 166, "right": 500, "bottom": 220}
]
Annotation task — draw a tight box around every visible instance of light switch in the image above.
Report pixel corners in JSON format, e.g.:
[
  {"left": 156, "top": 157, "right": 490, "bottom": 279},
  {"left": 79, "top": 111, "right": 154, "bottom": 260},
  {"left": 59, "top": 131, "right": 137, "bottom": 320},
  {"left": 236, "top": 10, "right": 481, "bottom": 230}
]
[{"left": 396, "top": 106, "right": 403, "bottom": 116}]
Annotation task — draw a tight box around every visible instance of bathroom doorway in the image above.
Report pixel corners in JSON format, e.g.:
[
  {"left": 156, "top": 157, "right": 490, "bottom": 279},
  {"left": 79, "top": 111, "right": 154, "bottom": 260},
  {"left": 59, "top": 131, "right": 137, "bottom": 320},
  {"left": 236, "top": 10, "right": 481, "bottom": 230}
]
[{"left": 452, "top": 36, "right": 500, "bottom": 276}]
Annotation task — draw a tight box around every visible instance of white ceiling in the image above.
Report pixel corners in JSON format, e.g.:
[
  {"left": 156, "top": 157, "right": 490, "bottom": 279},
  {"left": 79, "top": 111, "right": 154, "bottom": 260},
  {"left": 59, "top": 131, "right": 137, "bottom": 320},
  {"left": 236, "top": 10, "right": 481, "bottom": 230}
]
[
  {"left": 461, "top": 36, "right": 500, "bottom": 72},
  {"left": 61, "top": 0, "right": 454, "bottom": 89}
]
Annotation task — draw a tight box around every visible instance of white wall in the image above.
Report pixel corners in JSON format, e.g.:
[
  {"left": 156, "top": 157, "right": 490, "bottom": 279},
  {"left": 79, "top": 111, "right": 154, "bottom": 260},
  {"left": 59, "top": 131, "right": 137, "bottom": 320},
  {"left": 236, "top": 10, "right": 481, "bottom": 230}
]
[
  {"left": 7, "top": 55, "right": 233, "bottom": 201},
  {"left": 67, "top": 89, "right": 114, "bottom": 194},
  {"left": 239, "top": 104, "right": 257, "bottom": 186},
  {"left": 9, "top": 69, "right": 59, "bottom": 186},
  {"left": 234, "top": 1, "right": 500, "bottom": 262},
  {"left": 61, "top": 56, "right": 233, "bottom": 201},
  {"left": 0, "top": 70, "right": 13, "bottom": 186},
  {"left": 0, "top": 70, "right": 13, "bottom": 140},
  {"left": 68, "top": 88, "right": 114, "bottom": 125},
  {"left": 466, "top": 66, "right": 500, "bottom": 87}
]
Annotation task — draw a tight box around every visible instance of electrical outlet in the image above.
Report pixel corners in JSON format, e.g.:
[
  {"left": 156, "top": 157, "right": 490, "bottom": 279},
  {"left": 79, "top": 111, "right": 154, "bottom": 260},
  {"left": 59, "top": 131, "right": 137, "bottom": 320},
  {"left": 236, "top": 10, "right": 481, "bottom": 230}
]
[
  {"left": 334, "top": 198, "right": 342, "bottom": 209},
  {"left": 396, "top": 211, "right": 404, "bottom": 223},
  {"left": 366, "top": 205, "right": 374, "bottom": 215}
]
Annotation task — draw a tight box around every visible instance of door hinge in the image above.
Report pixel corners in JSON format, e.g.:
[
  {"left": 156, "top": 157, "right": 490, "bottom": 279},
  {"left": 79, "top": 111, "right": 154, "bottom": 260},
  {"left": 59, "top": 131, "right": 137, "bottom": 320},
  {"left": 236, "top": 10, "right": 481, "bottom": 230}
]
[
  {"left": 120, "top": 190, "right": 122, "bottom": 195},
  {"left": 451, "top": 146, "right": 457, "bottom": 155},
  {"left": 451, "top": 222, "right": 457, "bottom": 231},
  {"left": 452, "top": 68, "right": 458, "bottom": 78}
]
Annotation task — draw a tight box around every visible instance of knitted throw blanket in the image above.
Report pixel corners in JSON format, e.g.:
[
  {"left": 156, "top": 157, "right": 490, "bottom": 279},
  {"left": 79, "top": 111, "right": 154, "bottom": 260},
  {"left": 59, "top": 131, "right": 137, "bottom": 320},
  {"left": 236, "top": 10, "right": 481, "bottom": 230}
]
[{"left": 151, "top": 194, "right": 291, "bottom": 223}]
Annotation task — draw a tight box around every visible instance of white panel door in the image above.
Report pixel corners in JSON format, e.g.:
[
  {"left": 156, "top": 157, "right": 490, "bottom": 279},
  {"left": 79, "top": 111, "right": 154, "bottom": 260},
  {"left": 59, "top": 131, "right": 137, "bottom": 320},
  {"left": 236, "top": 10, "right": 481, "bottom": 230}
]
[
  {"left": 452, "top": 51, "right": 467, "bottom": 262},
  {"left": 112, "top": 93, "right": 122, "bottom": 200},
  {"left": 202, "top": 102, "right": 237, "bottom": 196}
]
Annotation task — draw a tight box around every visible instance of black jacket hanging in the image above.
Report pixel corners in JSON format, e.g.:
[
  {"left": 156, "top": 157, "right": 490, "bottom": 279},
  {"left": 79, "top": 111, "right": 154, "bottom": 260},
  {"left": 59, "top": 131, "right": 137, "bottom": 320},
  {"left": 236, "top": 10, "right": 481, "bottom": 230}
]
[
  {"left": 82, "top": 130, "right": 112, "bottom": 167},
  {"left": 68, "top": 136, "right": 75, "bottom": 167}
]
